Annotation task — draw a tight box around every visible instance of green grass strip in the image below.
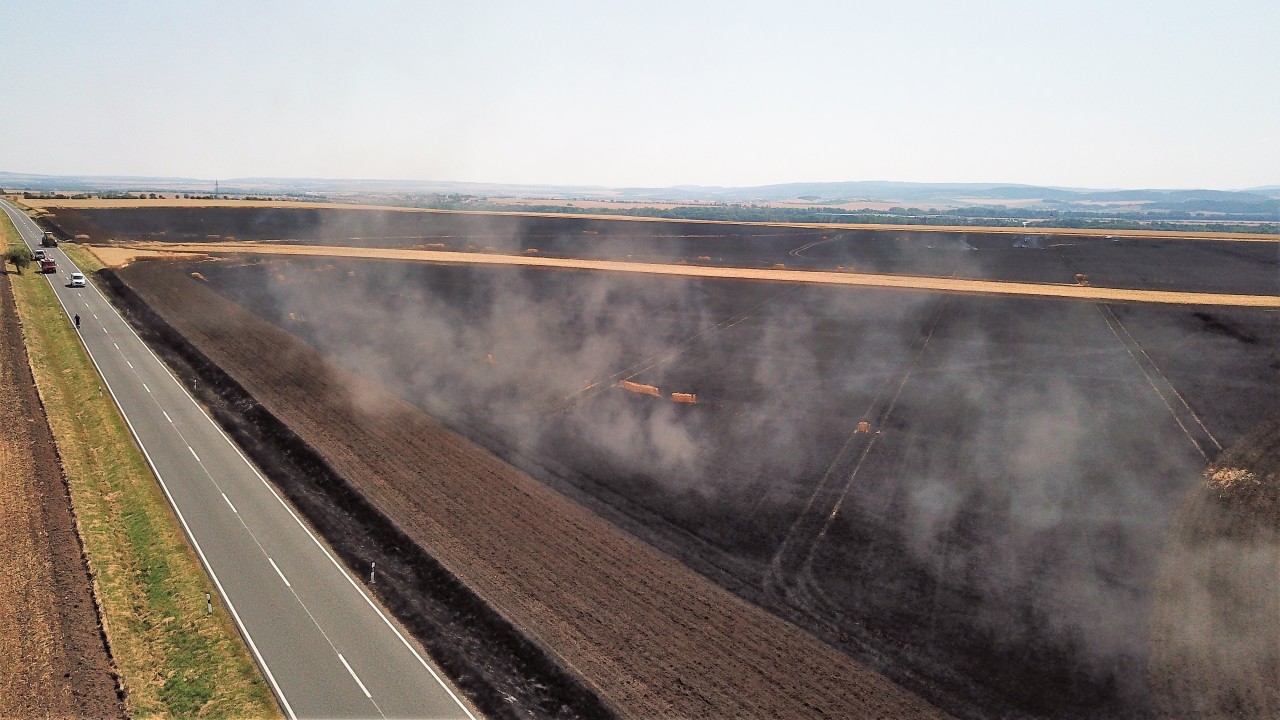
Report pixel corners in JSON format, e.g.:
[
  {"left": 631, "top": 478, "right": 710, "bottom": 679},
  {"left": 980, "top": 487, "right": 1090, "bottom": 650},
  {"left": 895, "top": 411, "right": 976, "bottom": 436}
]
[{"left": 2, "top": 209, "right": 279, "bottom": 718}]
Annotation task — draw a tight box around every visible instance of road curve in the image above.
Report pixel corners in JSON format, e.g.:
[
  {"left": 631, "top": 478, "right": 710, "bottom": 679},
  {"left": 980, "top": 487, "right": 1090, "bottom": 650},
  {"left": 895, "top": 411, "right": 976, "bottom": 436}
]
[{"left": 3, "top": 200, "right": 475, "bottom": 719}]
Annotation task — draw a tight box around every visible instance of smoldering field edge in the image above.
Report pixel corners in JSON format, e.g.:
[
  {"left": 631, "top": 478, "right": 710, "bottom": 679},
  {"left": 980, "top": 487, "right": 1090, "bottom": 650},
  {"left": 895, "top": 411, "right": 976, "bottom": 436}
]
[{"left": 155, "top": 249, "right": 1280, "bottom": 718}]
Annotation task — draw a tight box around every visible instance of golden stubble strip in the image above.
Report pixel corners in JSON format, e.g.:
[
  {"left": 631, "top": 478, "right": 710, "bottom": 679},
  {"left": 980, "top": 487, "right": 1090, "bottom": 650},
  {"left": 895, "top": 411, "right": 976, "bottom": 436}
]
[{"left": 100, "top": 241, "right": 1280, "bottom": 309}]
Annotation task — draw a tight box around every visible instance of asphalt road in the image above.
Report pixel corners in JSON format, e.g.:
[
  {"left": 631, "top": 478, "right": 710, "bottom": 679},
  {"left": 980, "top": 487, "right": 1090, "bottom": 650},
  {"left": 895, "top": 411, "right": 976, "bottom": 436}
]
[{"left": 3, "top": 199, "right": 476, "bottom": 720}]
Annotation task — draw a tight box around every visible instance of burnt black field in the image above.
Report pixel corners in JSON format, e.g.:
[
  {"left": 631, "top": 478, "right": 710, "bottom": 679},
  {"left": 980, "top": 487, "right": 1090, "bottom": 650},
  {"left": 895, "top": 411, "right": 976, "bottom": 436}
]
[
  {"left": 173, "top": 256, "right": 1277, "bottom": 718},
  {"left": 70, "top": 207, "right": 1280, "bottom": 718},
  {"left": 48, "top": 205, "right": 1280, "bottom": 293}
]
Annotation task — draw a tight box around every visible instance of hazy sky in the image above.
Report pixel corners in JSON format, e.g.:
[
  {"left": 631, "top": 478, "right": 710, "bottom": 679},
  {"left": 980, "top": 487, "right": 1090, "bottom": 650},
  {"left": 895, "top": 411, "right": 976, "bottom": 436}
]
[{"left": 2, "top": 1, "right": 1276, "bottom": 189}]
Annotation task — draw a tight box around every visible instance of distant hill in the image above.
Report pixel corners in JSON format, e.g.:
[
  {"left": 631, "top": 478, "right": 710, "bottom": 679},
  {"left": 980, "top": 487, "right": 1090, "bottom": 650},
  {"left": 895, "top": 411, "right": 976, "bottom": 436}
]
[
  {"left": 3, "top": 170, "right": 1277, "bottom": 217},
  {"left": 1245, "top": 186, "right": 1280, "bottom": 200}
]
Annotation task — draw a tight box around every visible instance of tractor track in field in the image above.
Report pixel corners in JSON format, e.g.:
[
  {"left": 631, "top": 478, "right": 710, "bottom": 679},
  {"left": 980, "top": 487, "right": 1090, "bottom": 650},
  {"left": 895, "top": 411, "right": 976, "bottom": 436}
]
[{"left": 764, "top": 297, "right": 951, "bottom": 616}]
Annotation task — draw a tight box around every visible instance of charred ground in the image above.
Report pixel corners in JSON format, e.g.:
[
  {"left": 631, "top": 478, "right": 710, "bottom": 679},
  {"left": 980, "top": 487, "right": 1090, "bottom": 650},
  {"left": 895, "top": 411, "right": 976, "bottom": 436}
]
[
  {"left": 45, "top": 205, "right": 1280, "bottom": 294},
  {"left": 74, "top": 207, "right": 1280, "bottom": 718},
  {"left": 118, "top": 248, "right": 1280, "bottom": 718},
  {"left": 108, "top": 261, "right": 947, "bottom": 720}
]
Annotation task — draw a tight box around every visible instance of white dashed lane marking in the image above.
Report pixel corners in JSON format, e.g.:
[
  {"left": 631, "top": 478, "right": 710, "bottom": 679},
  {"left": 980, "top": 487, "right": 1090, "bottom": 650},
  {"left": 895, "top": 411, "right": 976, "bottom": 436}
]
[
  {"left": 338, "top": 654, "right": 373, "bottom": 699},
  {"left": 268, "top": 558, "right": 292, "bottom": 588}
]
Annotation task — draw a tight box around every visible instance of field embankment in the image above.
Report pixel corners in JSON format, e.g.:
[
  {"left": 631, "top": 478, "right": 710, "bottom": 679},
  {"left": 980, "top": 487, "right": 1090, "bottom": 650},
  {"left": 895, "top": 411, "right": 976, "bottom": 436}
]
[
  {"left": 0, "top": 267, "right": 123, "bottom": 718},
  {"left": 113, "top": 259, "right": 951, "bottom": 719},
  {"left": 1, "top": 212, "right": 278, "bottom": 717}
]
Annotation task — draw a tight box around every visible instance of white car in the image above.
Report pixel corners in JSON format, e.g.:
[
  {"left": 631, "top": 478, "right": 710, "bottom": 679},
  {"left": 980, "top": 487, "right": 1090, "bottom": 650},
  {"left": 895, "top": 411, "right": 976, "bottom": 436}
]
[{"left": 69, "top": 272, "right": 87, "bottom": 288}]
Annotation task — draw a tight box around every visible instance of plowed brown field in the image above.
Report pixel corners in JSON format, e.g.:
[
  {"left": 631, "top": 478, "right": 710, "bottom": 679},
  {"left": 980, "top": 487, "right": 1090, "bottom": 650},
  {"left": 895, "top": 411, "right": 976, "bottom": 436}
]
[
  {"left": 0, "top": 271, "right": 124, "bottom": 718},
  {"left": 118, "top": 262, "right": 949, "bottom": 718}
]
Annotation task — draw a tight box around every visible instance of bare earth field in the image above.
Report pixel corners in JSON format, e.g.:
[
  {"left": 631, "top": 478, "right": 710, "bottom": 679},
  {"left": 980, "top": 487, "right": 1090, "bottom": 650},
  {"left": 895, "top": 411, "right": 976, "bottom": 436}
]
[
  {"left": 72, "top": 206, "right": 1280, "bottom": 718},
  {"left": 0, "top": 271, "right": 124, "bottom": 718}
]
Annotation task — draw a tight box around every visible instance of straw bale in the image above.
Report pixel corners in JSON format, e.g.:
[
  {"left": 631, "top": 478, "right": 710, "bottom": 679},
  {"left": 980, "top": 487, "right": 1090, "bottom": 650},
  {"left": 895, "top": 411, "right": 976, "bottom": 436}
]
[{"left": 618, "top": 380, "right": 660, "bottom": 397}]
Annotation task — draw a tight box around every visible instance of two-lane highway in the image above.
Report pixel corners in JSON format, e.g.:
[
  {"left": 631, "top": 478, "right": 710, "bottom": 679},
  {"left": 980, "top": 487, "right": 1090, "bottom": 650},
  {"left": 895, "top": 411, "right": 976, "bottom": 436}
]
[{"left": 3, "top": 200, "right": 475, "bottom": 719}]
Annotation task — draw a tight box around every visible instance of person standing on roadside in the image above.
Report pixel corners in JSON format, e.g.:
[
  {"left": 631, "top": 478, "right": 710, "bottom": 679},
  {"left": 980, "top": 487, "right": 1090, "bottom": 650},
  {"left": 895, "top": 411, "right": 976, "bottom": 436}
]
[{"left": 74, "top": 314, "right": 80, "bottom": 330}]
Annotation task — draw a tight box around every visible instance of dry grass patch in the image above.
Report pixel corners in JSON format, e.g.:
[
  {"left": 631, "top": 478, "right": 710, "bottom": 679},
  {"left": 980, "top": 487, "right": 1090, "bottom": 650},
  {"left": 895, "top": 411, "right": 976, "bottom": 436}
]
[
  {"left": 83, "top": 243, "right": 209, "bottom": 269},
  {"left": 1205, "top": 467, "right": 1258, "bottom": 491}
]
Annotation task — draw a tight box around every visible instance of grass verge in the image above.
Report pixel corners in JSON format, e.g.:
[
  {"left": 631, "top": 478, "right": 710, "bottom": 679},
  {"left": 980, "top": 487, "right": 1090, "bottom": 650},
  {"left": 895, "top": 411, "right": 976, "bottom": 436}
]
[
  {"left": 62, "top": 241, "right": 107, "bottom": 273},
  {"left": 2, "top": 213, "right": 279, "bottom": 717}
]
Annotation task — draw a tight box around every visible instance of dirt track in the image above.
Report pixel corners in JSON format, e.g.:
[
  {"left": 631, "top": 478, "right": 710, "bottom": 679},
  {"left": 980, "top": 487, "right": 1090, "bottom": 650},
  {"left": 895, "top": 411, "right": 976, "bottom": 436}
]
[
  {"left": 117, "top": 261, "right": 950, "bottom": 719},
  {"left": 0, "top": 271, "right": 124, "bottom": 718},
  {"left": 93, "top": 241, "right": 1280, "bottom": 308}
]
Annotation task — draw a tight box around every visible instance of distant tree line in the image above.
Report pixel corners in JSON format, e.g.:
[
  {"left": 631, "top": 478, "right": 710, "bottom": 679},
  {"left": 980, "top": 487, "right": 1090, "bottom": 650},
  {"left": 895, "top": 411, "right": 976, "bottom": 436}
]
[
  {"left": 23, "top": 192, "right": 94, "bottom": 200},
  {"left": 18, "top": 191, "right": 305, "bottom": 202},
  {"left": 399, "top": 195, "right": 1278, "bottom": 234}
]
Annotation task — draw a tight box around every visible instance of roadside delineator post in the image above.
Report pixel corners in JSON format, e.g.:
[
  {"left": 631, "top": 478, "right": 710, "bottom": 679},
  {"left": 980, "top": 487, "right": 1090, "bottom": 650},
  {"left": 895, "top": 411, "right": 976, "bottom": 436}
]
[
  {"left": 370, "top": 562, "right": 376, "bottom": 585},
  {"left": 205, "top": 593, "right": 212, "bottom": 615}
]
